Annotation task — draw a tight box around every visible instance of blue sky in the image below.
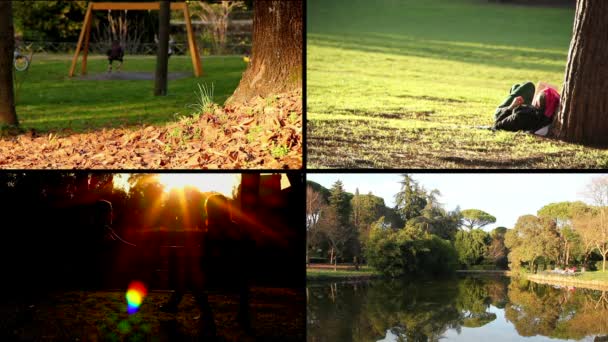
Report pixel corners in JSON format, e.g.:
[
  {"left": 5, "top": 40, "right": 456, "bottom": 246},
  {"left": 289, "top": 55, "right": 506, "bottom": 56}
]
[{"left": 307, "top": 173, "right": 602, "bottom": 230}]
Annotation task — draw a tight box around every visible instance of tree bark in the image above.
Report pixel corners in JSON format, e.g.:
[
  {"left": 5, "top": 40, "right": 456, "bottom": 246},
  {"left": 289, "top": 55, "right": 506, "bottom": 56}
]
[
  {"left": 154, "top": 0, "right": 170, "bottom": 96},
  {"left": 228, "top": 0, "right": 302, "bottom": 104},
  {"left": 553, "top": 0, "right": 608, "bottom": 145},
  {"left": 0, "top": 1, "right": 18, "bottom": 126}
]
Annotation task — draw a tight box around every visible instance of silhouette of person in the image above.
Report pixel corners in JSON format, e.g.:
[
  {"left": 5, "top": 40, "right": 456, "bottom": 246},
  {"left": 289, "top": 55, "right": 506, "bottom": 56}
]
[{"left": 160, "top": 193, "right": 254, "bottom": 335}]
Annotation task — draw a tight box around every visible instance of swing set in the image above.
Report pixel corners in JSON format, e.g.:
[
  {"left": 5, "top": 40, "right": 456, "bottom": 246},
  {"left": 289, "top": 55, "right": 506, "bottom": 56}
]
[{"left": 69, "top": 2, "right": 202, "bottom": 78}]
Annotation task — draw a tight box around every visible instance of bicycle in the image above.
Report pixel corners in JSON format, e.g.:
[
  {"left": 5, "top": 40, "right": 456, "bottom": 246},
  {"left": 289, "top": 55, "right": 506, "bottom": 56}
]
[{"left": 13, "top": 46, "right": 30, "bottom": 72}]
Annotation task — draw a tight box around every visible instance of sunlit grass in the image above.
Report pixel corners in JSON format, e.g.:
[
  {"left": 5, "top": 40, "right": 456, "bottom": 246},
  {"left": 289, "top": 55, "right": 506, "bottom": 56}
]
[
  {"left": 307, "top": 266, "right": 379, "bottom": 280},
  {"left": 13, "top": 55, "right": 246, "bottom": 132},
  {"left": 307, "top": 0, "right": 608, "bottom": 168},
  {"left": 578, "top": 271, "right": 608, "bottom": 282}
]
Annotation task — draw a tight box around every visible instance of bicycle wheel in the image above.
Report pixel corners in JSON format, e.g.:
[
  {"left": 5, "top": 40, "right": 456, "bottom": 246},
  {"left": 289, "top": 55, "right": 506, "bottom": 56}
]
[{"left": 14, "top": 55, "right": 29, "bottom": 71}]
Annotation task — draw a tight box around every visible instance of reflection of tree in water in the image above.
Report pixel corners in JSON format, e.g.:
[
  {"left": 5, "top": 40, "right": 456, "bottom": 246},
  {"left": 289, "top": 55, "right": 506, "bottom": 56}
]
[
  {"left": 455, "top": 277, "right": 500, "bottom": 328},
  {"left": 307, "top": 281, "right": 370, "bottom": 342},
  {"left": 307, "top": 279, "right": 464, "bottom": 341},
  {"left": 506, "top": 278, "right": 608, "bottom": 340},
  {"left": 361, "top": 279, "right": 463, "bottom": 341},
  {"left": 505, "top": 279, "right": 567, "bottom": 337},
  {"left": 308, "top": 276, "right": 608, "bottom": 341}
]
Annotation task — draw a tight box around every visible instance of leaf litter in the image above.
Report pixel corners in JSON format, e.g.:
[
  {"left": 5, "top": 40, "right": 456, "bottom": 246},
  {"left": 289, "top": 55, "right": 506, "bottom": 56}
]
[{"left": 0, "top": 90, "right": 302, "bottom": 169}]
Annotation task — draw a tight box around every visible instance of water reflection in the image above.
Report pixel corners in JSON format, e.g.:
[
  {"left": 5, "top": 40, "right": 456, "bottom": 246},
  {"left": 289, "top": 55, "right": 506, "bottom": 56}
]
[{"left": 307, "top": 275, "right": 608, "bottom": 341}]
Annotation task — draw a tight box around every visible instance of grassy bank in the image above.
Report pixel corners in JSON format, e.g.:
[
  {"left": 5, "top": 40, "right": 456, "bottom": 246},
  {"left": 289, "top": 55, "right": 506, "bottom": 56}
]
[
  {"left": 522, "top": 271, "right": 608, "bottom": 291},
  {"left": 307, "top": 0, "right": 608, "bottom": 168},
  {"left": 307, "top": 267, "right": 381, "bottom": 281},
  {"left": 13, "top": 54, "right": 245, "bottom": 132}
]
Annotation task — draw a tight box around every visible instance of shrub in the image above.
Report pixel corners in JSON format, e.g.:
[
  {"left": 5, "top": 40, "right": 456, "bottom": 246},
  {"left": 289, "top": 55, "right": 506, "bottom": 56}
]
[{"left": 366, "top": 224, "right": 457, "bottom": 277}]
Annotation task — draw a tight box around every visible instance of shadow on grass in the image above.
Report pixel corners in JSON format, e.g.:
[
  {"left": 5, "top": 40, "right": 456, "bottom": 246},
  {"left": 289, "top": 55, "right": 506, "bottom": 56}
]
[
  {"left": 12, "top": 56, "right": 246, "bottom": 135},
  {"left": 309, "top": 33, "right": 568, "bottom": 73}
]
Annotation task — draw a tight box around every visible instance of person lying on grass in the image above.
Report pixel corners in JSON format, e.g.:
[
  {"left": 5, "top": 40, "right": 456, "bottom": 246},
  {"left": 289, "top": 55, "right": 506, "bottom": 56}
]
[
  {"left": 492, "top": 81, "right": 560, "bottom": 134},
  {"left": 106, "top": 40, "right": 124, "bottom": 73}
]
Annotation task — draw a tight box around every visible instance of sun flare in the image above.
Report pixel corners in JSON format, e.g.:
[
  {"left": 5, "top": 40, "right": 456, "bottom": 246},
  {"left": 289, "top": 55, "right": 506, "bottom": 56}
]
[
  {"left": 113, "top": 173, "right": 240, "bottom": 197},
  {"left": 157, "top": 174, "right": 240, "bottom": 197}
]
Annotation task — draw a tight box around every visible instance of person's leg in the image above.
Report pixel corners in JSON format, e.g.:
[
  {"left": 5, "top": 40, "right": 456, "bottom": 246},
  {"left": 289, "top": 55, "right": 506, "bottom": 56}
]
[
  {"left": 494, "top": 107, "right": 538, "bottom": 131},
  {"left": 160, "top": 290, "right": 183, "bottom": 313},
  {"left": 161, "top": 248, "right": 184, "bottom": 313},
  {"left": 195, "top": 291, "right": 217, "bottom": 337},
  {"left": 494, "top": 81, "right": 535, "bottom": 119},
  {"left": 108, "top": 59, "right": 113, "bottom": 73},
  {"left": 116, "top": 58, "right": 123, "bottom": 72},
  {"left": 237, "top": 282, "right": 251, "bottom": 332}
]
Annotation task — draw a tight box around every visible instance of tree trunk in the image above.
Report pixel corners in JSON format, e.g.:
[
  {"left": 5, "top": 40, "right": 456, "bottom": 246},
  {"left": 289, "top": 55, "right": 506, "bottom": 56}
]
[
  {"left": 334, "top": 254, "right": 337, "bottom": 272},
  {"left": 0, "top": 1, "right": 18, "bottom": 126},
  {"left": 154, "top": 0, "right": 170, "bottom": 96},
  {"left": 228, "top": 0, "right": 302, "bottom": 104},
  {"left": 552, "top": 0, "right": 608, "bottom": 145}
]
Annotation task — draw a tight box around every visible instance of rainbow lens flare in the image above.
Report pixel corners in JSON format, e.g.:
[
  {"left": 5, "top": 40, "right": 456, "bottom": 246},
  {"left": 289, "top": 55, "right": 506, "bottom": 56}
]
[{"left": 126, "top": 280, "right": 147, "bottom": 314}]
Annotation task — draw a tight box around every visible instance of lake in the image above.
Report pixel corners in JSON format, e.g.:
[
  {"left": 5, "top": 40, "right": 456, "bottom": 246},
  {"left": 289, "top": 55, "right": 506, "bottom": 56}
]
[{"left": 307, "top": 274, "right": 608, "bottom": 341}]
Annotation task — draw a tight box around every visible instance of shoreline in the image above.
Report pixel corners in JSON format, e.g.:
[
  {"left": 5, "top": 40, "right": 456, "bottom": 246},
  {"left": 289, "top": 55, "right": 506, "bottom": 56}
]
[
  {"left": 521, "top": 273, "right": 608, "bottom": 291},
  {"left": 307, "top": 268, "right": 608, "bottom": 291},
  {"left": 306, "top": 267, "right": 382, "bottom": 281}
]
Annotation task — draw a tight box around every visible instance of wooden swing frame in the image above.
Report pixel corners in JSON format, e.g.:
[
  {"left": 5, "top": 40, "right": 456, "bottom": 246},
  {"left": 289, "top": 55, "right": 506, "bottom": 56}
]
[{"left": 69, "top": 2, "right": 202, "bottom": 77}]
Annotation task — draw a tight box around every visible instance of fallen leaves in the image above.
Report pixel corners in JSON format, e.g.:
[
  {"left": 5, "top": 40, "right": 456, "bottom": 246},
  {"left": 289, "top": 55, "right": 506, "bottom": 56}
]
[{"left": 0, "top": 90, "right": 302, "bottom": 169}]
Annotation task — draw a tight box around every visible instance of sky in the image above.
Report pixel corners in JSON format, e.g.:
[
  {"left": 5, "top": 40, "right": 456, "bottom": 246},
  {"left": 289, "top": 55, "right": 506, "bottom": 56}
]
[{"left": 307, "top": 173, "right": 605, "bottom": 230}]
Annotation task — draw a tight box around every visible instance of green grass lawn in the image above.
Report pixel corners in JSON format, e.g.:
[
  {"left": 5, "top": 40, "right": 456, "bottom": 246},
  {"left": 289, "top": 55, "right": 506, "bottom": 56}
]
[
  {"left": 307, "top": 266, "right": 379, "bottom": 280},
  {"left": 13, "top": 54, "right": 245, "bottom": 132},
  {"left": 307, "top": 0, "right": 608, "bottom": 168},
  {"left": 577, "top": 271, "right": 608, "bottom": 282}
]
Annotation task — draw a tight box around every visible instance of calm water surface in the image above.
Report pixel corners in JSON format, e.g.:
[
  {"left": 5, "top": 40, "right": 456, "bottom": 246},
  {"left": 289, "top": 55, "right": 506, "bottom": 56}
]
[{"left": 307, "top": 275, "right": 608, "bottom": 341}]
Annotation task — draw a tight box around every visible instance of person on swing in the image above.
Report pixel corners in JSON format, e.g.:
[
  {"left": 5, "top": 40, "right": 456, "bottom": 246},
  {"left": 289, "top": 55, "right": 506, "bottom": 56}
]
[
  {"left": 106, "top": 40, "right": 124, "bottom": 73},
  {"left": 492, "top": 81, "right": 560, "bottom": 133}
]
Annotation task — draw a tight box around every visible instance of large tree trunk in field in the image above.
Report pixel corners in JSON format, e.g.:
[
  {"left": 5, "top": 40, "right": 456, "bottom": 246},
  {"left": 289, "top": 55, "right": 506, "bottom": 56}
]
[
  {"left": 154, "top": 0, "right": 170, "bottom": 96},
  {"left": 553, "top": 0, "right": 608, "bottom": 145},
  {"left": 0, "top": 1, "right": 18, "bottom": 126},
  {"left": 228, "top": 0, "right": 302, "bottom": 104}
]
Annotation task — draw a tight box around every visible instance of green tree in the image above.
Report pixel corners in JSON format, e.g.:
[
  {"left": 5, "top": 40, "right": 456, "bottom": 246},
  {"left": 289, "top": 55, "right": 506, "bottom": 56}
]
[
  {"left": 538, "top": 201, "right": 591, "bottom": 266},
  {"left": 454, "top": 229, "right": 491, "bottom": 267},
  {"left": 417, "top": 205, "right": 461, "bottom": 241},
  {"left": 318, "top": 180, "right": 355, "bottom": 269},
  {"left": 13, "top": 1, "right": 87, "bottom": 41},
  {"left": 306, "top": 180, "right": 331, "bottom": 202},
  {"left": 351, "top": 190, "right": 386, "bottom": 255},
  {"left": 461, "top": 209, "right": 496, "bottom": 230},
  {"left": 505, "top": 215, "right": 561, "bottom": 273},
  {"left": 487, "top": 227, "right": 509, "bottom": 269},
  {"left": 394, "top": 174, "right": 427, "bottom": 223},
  {"left": 366, "top": 220, "right": 457, "bottom": 277}
]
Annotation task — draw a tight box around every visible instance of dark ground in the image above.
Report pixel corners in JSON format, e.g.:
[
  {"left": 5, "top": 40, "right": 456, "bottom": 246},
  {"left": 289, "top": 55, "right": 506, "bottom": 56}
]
[{"left": 1, "top": 287, "right": 304, "bottom": 341}]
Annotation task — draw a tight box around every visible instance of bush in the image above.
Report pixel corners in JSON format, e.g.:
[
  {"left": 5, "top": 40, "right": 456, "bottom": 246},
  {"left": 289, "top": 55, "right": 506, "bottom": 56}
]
[{"left": 365, "top": 225, "right": 458, "bottom": 277}]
